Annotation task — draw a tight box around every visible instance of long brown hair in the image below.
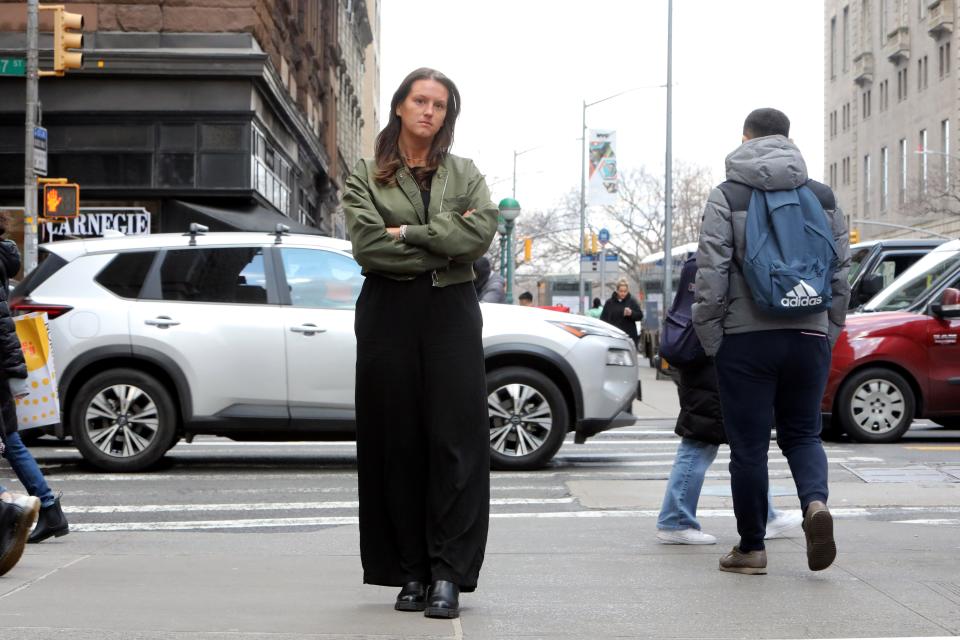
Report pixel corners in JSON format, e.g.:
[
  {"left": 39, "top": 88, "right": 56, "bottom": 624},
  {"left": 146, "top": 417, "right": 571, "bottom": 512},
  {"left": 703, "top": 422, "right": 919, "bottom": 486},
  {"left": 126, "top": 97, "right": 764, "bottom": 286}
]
[{"left": 374, "top": 67, "right": 461, "bottom": 187}]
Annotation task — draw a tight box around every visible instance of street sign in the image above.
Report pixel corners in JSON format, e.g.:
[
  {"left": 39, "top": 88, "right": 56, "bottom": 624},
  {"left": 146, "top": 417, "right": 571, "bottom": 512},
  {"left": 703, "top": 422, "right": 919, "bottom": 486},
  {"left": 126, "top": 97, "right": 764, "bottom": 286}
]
[
  {"left": 579, "top": 252, "right": 620, "bottom": 278},
  {"left": 43, "top": 183, "right": 79, "bottom": 218},
  {"left": 0, "top": 58, "right": 25, "bottom": 76},
  {"left": 33, "top": 127, "right": 48, "bottom": 176},
  {"left": 598, "top": 228, "right": 610, "bottom": 245}
]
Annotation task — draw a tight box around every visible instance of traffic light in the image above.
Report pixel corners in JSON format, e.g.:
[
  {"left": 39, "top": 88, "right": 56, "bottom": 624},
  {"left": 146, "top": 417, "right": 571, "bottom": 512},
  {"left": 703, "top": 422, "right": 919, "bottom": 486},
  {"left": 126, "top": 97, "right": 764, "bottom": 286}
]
[
  {"left": 43, "top": 183, "right": 79, "bottom": 218},
  {"left": 523, "top": 237, "right": 532, "bottom": 262},
  {"left": 53, "top": 7, "right": 84, "bottom": 74},
  {"left": 591, "top": 232, "right": 598, "bottom": 255},
  {"left": 850, "top": 228, "right": 860, "bottom": 244}
]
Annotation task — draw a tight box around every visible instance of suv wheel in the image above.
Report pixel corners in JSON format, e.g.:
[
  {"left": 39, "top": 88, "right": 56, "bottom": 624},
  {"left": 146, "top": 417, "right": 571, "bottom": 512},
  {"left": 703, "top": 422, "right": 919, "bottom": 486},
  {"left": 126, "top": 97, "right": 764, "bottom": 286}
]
[
  {"left": 70, "top": 368, "right": 178, "bottom": 472},
  {"left": 487, "top": 367, "right": 568, "bottom": 471},
  {"left": 837, "top": 367, "right": 915, "bottom": 443}
]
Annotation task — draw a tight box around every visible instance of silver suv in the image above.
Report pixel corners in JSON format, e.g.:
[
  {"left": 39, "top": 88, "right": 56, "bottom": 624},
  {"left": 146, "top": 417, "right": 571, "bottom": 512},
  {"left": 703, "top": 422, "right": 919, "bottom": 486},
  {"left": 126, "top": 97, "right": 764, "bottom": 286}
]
[{"left": 13, "top": 228, "right": 639, "bottom": 472}]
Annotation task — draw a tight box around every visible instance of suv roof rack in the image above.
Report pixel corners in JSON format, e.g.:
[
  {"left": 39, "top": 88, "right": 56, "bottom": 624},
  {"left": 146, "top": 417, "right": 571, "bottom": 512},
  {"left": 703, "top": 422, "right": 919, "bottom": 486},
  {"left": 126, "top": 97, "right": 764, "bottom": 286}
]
[{"left": 183, "top": 223, "right": 208, "bottom": 246}]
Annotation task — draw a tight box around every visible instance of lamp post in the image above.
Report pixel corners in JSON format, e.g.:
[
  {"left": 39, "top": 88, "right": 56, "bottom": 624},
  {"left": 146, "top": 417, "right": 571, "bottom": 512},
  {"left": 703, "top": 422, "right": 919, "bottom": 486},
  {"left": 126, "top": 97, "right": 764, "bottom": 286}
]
[
  {"left": 577, "top": 84, "right": 667, "bottom": 314},
  {"left": 499, "top": 197, "right": 521, "bottom": 304}
]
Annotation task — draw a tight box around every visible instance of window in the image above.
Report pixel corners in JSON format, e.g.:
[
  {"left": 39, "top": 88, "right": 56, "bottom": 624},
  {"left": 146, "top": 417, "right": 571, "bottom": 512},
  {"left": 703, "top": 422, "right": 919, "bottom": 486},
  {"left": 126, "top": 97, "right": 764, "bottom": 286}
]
[
  {"left": 158, "top": 248, "right": 269, "bottom": 304},
  {"left": 830, "top": 162, "right": 838, "bottom": 188},
  {"left": 899, "top": 138, "right": 908, "bottom": 203},
  {"left": 863, "top": 154, "right": 871, "bottom": 209},
  {"left": 280, "top": 248, "right": 364, "bottom": 309},
  {"left": 251, "top": 125, "right": 292, "bottom": 216},
  {"left": 897, "top": 67, "right": 909, "bottom": 101},
  {"left": 95, "top": 251, "right": 158, "bottom": 299},
  {"left": 843, "top": 156, "right": 851, "bottom": 185},
  {"left": 861, "top": 0, "right": 872, "bottom": 50},
  {"left": 862, "top": 90, "right": 872, "bottom": 119},
  {"left": 943, "top": 119, "right": 951, "bottom": 190},
  {"left": 831, "top": 17, "right": 838, "bottom": 79},
  {"left": 881, "top": 146, "right": 889, "bottom": 212},
  {"left": 920, "top": 128, "right": 928, "bottom": 194},
  {"left": 843, "top": 6, "right": 850, "bottom": 73},
  {"left": 918, "top": 0, "right": 927, "bottom": 19}
]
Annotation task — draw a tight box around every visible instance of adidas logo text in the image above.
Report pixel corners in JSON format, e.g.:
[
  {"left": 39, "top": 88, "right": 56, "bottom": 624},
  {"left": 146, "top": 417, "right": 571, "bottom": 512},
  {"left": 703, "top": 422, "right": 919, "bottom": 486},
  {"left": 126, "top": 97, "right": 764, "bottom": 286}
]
[{"left": 781, "top": 280, "right": 822, "bottom": 308}]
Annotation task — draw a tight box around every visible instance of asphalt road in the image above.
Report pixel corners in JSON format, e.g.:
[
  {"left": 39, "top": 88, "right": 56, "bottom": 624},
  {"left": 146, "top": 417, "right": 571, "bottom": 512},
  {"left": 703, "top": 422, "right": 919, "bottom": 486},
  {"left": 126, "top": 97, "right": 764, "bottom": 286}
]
[{"left": 14, "top": 420, "right": 960, "bottom": 535}]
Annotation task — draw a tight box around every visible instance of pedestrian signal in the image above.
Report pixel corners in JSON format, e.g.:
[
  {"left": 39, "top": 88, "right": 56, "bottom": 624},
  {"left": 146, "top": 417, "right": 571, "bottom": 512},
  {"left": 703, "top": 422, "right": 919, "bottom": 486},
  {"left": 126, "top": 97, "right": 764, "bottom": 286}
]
[{"left": 43, "top": 183, "right": 79, "bottom": 218}]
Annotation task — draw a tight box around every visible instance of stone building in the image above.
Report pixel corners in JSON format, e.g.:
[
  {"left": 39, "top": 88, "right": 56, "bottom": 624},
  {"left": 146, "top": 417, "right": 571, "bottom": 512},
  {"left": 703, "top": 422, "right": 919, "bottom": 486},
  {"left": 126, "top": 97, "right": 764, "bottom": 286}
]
[
  {"left": 825, "top": 0, "right": 960, "bottom": 240},
  {"left": 0, "top": 0, "right": 376, "bottom": 240}
]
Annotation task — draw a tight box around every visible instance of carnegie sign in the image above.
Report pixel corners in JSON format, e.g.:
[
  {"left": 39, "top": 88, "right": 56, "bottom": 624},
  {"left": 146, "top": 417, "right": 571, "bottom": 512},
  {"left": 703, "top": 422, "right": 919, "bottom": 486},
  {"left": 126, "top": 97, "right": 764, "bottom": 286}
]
[{"left": 42, "top": 207, "right": 151, "bottom": 242}]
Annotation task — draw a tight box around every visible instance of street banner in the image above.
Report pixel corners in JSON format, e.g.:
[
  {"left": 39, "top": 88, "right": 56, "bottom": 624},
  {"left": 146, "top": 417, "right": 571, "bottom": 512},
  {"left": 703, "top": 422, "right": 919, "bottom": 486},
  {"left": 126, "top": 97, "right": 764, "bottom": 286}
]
[{"left": 588, "top": 129, "right": 618, "bottom": 205}]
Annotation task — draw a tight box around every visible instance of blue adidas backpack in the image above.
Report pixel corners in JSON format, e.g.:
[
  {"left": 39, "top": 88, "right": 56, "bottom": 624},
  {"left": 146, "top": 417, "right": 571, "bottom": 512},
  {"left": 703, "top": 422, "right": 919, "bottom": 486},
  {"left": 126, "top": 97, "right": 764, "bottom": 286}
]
[{"left": 734, "top": 185, "right": 838, "bottom": 316}]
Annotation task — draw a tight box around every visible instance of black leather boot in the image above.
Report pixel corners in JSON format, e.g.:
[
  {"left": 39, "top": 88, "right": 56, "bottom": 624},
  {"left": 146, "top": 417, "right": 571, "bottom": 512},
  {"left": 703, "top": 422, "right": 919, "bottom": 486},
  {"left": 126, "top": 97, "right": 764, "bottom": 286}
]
[
  {"left": 424, "top": 580, "right": 460, "bottom": 619},
  {"left": 394, "top": 581, "right": 427, "bottom": 612},
  {"left": 28, "top": 495, "right": 69, "bottom": 544},
  {"left": 0, "top": 501, "right": 33, "bottom": 576}
]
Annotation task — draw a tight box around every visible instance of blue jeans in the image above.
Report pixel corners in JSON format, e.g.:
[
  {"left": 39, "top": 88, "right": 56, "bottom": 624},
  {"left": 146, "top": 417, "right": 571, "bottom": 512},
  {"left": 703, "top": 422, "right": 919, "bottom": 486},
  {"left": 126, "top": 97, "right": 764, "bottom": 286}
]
[
  {"left": 657, "top": 437, "right": 777, "bottom": 531},
  {"left": 0, "top": 431, "right": 56, "bottom": 507}
]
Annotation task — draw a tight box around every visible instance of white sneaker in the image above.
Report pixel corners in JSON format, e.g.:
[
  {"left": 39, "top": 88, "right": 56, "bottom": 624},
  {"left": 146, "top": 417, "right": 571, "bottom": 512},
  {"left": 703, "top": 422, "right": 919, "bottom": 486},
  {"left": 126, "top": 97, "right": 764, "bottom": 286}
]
[
  {"left": 765, "top": 510, "right": 803, "bottom": 539},
  {"left": 656, "top": 528, "right": 717, "bottom": 545}
]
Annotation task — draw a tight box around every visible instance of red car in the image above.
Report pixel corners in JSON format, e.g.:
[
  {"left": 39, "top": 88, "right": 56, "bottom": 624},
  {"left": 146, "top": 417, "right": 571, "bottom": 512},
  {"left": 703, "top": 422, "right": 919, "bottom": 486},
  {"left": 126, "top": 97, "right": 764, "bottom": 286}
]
[{"left": 823, "top": 239, "right": 960, "bottom": 442}]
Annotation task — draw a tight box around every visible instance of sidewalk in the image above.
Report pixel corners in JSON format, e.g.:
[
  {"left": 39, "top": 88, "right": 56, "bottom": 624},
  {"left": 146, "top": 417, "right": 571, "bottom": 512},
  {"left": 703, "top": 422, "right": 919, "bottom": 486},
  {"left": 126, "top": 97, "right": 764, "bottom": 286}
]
[
  {"left": 633, "top": 363, "right": 680, "bottom": 420},
  {"left": 1, "top": 512, "right": 958, "bottom": 639}
]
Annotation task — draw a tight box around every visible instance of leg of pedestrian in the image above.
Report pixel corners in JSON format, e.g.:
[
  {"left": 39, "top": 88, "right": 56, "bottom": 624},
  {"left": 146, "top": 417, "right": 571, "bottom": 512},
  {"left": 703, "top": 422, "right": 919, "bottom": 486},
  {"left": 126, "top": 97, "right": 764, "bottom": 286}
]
[
  {"left": 774, "top": 331, "right": 835, "bottom": 570},
  {"left": 656, "top": 437, "right": 719, "bottom": 544}
]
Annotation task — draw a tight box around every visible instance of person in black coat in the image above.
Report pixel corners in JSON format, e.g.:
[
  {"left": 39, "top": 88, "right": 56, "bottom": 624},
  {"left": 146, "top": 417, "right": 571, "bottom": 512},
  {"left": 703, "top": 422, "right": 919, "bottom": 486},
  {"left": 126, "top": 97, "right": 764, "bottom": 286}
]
[
  {"left": 0, "top": 214, "right": 68, "bottom": 543},
  {"left": 599, "top": 278, "right": 643, "bottom": 347},
  {"left": 656, "top": 258, "right": 800, "bottom": 545}
]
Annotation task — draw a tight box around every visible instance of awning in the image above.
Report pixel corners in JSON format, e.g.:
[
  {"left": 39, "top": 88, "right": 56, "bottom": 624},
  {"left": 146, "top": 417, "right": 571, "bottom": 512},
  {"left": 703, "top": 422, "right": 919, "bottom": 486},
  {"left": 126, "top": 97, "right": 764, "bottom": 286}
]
[{"left": 164, "top": 199, "right": 323, "bottom": 235}]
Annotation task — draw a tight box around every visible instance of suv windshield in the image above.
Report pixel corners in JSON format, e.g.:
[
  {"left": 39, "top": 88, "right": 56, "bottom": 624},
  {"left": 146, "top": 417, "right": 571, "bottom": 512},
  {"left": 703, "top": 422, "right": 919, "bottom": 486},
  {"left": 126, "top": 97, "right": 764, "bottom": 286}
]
[
  {"left": 863, "top": 243, "right": 960, "bottom": 312},
  {"left": 847, "top": 246, "right": 872, "bottom": 284}
]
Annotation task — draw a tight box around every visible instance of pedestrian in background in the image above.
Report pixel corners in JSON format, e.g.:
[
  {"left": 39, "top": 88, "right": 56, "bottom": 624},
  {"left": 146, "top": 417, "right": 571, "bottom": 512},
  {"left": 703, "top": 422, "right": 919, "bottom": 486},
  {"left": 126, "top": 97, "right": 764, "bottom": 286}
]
[
  {"left": 693, "top": 108, "right": 851, "bottom": 574},
  {"left": 344, "top": 67, "right": 498, "bottom": 619},
  {"left": 517, "top": 291, "right": 534, "bottom": 306},
  {"left": 0, "top": 213, "right": 68, "bottom": 544},
  {"left": 600, "top": 278, "right": 643, "bottom": 348},
  {"left": 586, "top": 297, "right": 603, "bottom": 319},
  {"left": 657, "top": 257, "right": 801, "bottom": 545},
  {"left": 472, "top": 256, "right": 505, "bottom": 303}
]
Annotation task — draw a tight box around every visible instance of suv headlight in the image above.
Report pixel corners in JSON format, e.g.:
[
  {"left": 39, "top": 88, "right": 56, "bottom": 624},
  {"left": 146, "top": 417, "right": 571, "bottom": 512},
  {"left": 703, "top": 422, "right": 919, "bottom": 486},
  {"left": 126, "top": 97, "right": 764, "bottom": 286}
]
[
  {"left": 549, "top": 320, "right": 626, "bottom": 339},
  {"left": 606, "top": 348, "right": 635, "bottom": 366}
]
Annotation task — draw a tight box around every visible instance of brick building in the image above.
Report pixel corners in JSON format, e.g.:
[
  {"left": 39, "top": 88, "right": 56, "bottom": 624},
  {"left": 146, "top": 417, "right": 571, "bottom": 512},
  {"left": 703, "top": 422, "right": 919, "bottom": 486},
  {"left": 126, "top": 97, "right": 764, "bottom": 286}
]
[{"left": 0, "top": 0, "right": 377, "bottom": 240}]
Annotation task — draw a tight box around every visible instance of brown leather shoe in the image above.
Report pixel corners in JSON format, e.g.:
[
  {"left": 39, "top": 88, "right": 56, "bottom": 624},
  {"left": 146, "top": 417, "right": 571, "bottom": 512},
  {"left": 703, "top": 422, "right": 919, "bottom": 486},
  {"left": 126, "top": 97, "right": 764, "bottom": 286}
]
[
  {"left": 803, "top": 500, "right": 836, "bottom": 571},
  {"left": 719, "top": 546, "right": 767, "bottom": 575}
]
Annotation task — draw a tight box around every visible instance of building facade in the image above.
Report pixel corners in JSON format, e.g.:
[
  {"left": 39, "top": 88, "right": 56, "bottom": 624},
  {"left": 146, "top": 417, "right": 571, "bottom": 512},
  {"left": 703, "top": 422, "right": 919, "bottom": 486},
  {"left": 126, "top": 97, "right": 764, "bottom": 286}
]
[
  {"left": 0, "top": 0, "right": 377, "bottom": 243},
  {"left": 825, "top": 0, "right": 960, "bottom": 240}
]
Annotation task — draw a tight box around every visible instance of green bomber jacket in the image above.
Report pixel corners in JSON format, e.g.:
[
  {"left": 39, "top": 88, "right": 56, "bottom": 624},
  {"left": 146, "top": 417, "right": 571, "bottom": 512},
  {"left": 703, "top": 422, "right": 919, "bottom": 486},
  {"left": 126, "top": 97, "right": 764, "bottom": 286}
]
[{"left": 342, "top": 154, "right": 499, "bottom": 286}]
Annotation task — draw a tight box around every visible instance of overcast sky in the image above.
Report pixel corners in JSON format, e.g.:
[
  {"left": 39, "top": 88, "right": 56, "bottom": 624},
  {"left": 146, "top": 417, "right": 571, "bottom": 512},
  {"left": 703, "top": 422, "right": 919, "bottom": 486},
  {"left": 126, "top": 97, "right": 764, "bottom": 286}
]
[{"left": 379, "top": 0, "right": 824, "bottom": 215}]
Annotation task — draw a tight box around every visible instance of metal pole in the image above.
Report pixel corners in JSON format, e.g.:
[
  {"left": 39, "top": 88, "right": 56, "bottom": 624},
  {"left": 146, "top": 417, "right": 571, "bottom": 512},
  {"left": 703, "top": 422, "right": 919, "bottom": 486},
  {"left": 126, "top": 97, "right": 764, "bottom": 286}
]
[
  {"left": 600, "top": 246, "right": 606, "bottom": 303},
  {"left": 23, "top": 0, "right": 39, "bottom": 273},
  {"left": 578, "top": 101, "right": 587, "bottom": 314},
  {"left": 662, "top": 0, "right": 674, "bottom": 320},
  {"left": 506, "top": 221, "right": 515, "bottom": 304},
  {"left": 512, "top": 150, "right": 517, "bottom": 200}
]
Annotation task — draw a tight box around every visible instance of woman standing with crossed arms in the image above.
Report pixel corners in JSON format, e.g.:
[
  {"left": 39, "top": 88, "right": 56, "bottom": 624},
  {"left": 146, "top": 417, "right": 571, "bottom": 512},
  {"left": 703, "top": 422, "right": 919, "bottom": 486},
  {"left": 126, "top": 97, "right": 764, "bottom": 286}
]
[{"left": 343, "top": 68, "right": 498, "bottom": 619}]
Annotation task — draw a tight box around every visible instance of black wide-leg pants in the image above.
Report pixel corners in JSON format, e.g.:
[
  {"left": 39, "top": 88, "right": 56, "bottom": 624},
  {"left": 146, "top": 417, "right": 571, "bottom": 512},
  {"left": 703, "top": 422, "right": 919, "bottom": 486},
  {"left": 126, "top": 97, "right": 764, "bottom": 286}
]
[{"left": 354, "top": 273, "right": 489, "bottom": 592}]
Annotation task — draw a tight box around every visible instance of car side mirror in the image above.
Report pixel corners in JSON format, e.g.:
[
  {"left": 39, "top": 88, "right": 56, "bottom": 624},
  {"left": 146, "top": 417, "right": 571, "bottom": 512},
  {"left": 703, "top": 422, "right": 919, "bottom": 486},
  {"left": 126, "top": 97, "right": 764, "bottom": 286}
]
[
  {"left": 857, "top": 273, "right": 885, "bottom": 303},
  {"left": 930, "top": 287, "right": 960, "bottom": 319}
]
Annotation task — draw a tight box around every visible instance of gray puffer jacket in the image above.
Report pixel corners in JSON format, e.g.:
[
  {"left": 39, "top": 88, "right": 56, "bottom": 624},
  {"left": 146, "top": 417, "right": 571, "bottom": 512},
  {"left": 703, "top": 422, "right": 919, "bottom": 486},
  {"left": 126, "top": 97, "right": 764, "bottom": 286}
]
[{"left": 692, "top": 135, "right": 851, "bottom": 356}]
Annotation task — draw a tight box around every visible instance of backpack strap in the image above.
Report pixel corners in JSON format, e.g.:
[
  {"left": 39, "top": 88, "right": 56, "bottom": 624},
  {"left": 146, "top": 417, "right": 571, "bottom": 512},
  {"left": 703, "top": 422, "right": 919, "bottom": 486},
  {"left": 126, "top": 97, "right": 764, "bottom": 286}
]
[
  {"left": 803, "top": 179, "right": 836, "bottom": 211},
  {"left": 716, "top": 180, "right": 753, "bottom": 212}
]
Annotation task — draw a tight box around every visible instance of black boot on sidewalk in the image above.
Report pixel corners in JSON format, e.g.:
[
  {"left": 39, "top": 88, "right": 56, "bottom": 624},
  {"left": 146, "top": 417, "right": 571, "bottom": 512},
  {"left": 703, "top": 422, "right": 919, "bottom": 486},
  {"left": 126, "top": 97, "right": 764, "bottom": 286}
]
[
  {"left": 0, "top": 501, "right": 35, "bottom": 576},
  {"left": 28, "top": 495, "right": 69, "bottom": 544}
]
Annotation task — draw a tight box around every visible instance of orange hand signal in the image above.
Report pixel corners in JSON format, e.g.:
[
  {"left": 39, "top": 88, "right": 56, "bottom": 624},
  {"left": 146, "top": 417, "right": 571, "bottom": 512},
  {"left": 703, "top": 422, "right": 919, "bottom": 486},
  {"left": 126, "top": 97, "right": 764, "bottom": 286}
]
[{"left": 46, "top": 188, "right": 63, "bottom": 213}]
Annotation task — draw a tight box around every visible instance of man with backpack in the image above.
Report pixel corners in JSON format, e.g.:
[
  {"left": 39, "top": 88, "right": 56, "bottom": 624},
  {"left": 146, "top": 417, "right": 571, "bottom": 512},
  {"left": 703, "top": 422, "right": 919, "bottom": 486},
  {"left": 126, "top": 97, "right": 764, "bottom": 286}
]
[{"left": 692, "top": 108, "right": 851, "bottom": 575}]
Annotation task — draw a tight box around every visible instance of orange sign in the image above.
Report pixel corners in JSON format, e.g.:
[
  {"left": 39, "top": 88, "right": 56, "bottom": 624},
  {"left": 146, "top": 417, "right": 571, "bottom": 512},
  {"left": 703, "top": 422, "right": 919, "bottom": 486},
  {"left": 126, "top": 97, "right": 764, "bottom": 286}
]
[{"left": 42, "top": 183, "right": 79, "bottom": 218}]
